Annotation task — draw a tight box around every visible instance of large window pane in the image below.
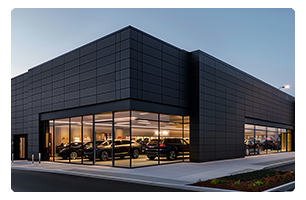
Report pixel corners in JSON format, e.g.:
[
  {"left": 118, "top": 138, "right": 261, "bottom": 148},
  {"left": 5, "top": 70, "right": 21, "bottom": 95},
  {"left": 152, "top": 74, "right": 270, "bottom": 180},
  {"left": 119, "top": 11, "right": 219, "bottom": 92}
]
[
  {"left": 267, "top": 128, "right": 279, "bottom": 154},
  {"left": 244, "top": 128, "right": 254, "bottom": 156},
  {"left": 159, "top": 114, "right": 183, "bottom": 164},
  {"left": 279, "top": 129, "right": 287, "bottom": 152},
  {"left": 114, "top": 111, "right": 131, "bottom": 167},
  {"left": 95, "top": 112, "right": 113, "bottom": 122},
  {"left": 131, "top": 111, "right": 158, "bottom": 167},
  {"left": 83, "top": 115, "right": 93, "bottom": 164},
  {"left": 94, "top": 112, "right": 113, "bottom": 166},
  {"left": 47, "top": 120, "right": 53, "bottom": 161},
  {"left": 255, "top": 130, "right": 266, "bottom": 155},
  {"left": 287, "top": 130, "right": 292, "bottom": 151},
  {"left": 183, "top": 116, "right": 190, "bottom": 161},
  {"left": 70, "top": 117, "right": 82, "bottom": 163},
  {"left": 54, "top": 118, "right": 69, "bottom": 163},
  {"left": 132, "top": 111, "right": 158, "bottom": 121}
]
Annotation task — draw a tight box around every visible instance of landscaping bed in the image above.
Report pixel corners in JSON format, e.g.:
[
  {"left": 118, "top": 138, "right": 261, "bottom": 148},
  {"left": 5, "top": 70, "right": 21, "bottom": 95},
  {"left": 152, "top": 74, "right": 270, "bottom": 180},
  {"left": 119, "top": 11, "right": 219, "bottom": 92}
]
[{"left": 190, "top": 169, "right": 295, "bottom": 192}]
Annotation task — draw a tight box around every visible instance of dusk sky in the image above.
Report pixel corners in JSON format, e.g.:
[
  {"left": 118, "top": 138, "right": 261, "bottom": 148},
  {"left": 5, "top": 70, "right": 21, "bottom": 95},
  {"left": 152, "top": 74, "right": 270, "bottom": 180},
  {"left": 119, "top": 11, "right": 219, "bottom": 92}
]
[{"left": 11, "top": 8, "right": 295, "bottom": 96}]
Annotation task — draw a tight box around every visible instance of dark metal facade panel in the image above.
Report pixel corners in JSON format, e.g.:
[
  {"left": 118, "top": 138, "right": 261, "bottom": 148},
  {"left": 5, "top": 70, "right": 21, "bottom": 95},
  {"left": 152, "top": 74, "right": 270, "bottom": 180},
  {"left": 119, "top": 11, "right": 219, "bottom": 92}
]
[{"left": 11, "top": 26, "right": 294, "bottom": 162}]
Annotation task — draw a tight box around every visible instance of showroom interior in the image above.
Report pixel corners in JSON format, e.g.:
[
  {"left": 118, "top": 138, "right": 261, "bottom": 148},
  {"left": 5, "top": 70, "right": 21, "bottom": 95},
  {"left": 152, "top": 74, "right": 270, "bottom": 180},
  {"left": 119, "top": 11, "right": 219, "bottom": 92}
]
[{"left": 11, "top": 26, "right": 295, "bottom": 168}]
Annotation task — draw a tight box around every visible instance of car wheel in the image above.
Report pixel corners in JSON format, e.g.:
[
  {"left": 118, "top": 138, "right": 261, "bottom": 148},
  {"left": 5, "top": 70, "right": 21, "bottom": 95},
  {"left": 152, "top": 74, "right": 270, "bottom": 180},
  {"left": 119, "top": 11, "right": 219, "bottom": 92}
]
[
  {"left": 167, "top": 149, "right": 177, "bottom": 160},
  {"left": 148, "top": 157, "right": 155, "bottom": 160},
  {"left": 70, "top": 151, "right": 78, "bottom": 160},
  {"left": 100, "top": 151, "right": 109, "bottom": 161},
  {"left": 132, "top": 149, "right": 140, "bottom": 159}
]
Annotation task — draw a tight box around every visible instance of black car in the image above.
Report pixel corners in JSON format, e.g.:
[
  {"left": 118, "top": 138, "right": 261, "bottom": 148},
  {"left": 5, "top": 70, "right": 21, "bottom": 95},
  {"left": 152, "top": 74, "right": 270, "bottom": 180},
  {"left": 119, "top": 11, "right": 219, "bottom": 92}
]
[
  {"left": 262, "top": 136, "right": 280, "bottom": 150},
  {"left": 84, "top": 139, "right": 142, "bottom": 161},
  {"left": 145, "top": 138, "right": 190, "bottom": 160},
  {"left": 136, "top": 138, "right": 149, "bottom": 153},
  {"left": 58, "top": 141, "right": 104, "bottom": 160}
]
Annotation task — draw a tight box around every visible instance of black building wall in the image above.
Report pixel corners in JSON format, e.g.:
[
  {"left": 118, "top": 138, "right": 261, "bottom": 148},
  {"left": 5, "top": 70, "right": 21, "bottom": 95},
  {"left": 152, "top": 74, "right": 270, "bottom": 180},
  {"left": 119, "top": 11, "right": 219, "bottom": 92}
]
[
  {"left": 11, "top": 26, "right": 190, "bottom": 160},
  {"left": 11, "top": 26, "right": 295, "bottom": 162},
  {"left": 189, "top": 50, "right": 294, "bottom": 162}
]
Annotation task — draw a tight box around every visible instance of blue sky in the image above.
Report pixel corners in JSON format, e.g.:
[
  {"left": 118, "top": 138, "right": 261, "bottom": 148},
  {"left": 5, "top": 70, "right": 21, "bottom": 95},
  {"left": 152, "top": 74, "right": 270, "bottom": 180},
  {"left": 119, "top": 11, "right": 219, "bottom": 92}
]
[{"left": 11, "top": 8, "right": 295, "bottom": 96}]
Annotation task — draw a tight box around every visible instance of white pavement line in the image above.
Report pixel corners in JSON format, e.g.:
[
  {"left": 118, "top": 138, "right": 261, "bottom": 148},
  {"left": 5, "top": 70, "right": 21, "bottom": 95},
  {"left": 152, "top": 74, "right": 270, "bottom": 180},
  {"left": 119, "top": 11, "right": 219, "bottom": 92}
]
[
  {"left": 11, "top": 166, "right": 237, "bottom": 192},
  {"left": 263, "top": 181, "right": 295, "bottom": 192}
]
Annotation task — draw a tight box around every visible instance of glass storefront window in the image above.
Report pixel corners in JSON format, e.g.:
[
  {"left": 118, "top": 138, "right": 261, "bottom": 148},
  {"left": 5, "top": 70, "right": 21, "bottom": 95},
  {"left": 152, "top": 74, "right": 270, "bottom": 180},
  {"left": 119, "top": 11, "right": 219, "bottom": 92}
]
[
  {"left": 287, "top": 130, "right": 292, "bottom": 151},
  {"left": 70, "top": 117, "right": 82, "bottom": 163},
  {"left": 131, "top": 111, "right": 158, "bottom": 167},
  {"left": 95, "top": 112, "right": 113, "bottom": 122},
  {"left": 54, "top": 118, "right": 69, "bottom": 163},
  {"left": 83, "top": 115, "right": 93, "bottom": 164},
  {"left": 244, "top": 124, "right": 254, "bottom": 129},
  {"left": 279, "top": 128, "right": 287, "bottom": 152},
  {"left": 47, "top": 120, "right": 54, "bottom": 161},
  {"left": 132, "top": 111, "right": 158, "bottom": 121},
  {"left": 255, "top": 129, "right": 266, "bottom": 155},
  {"left": 267, "top": 128, "right": 279, "bottom": 154},
  {"left": 244, "top": 128, "right": 254, "bottom": 155},
  {"left": 114, "top": 111, "right": 130, "bottom": 167},
  {"left": 244, "top": 124, "right": 293, "bottom": 156},
  {"left": 94, "top": 112, "right": 113, "bottom": 166},
  {"left": 183, "top": 116, "right": 190, "bottom": 161},
  {"left": 44, "top": 111, "right": 190, "bottom": 168}
]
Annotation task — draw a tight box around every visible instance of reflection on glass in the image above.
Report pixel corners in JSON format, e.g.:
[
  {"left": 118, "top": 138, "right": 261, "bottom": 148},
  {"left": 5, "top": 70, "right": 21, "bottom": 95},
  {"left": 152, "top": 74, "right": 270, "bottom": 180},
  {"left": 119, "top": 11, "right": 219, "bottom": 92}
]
[
  {"left": 54, "top": 118, "right": 69, "bottom": 163},
  {"left": 83, "top": 115, "right": 93, "bottom": 164},
  {"left": 95, "top": 112, "right": 113, "bottom": 122},
  {"left": 244, "top": 128, "right": 254, "bottom": 156},
  {"left": 114, "top": 111, "right": 131, "bottom": 167},
  {"left": 255, "top": 130, "right": 266, "bottom": 154},
  {"left": 183, "top": 116, "right": 190, "bottom": 161},
  {"left": 131, "top": 111, "right": 158, "bottom": 167},
  {"left": 94, "top": 121, "right": 113, "bottom": 166},
  {"left": 159, "top": 118, "right": 184, "bottom": 164},
  {"left": 70, "top": 117, "right": 82, "bottom": 163},
  {"left": 267, "top": 129, "right": 279, "bottom": 154},
  {"left": 244, "top": 124, "right": 254, "bottom": 129},
  {"left": 47, "top": 120, "right": 53, "bottom": 161},
  {"left": 48, "top": 111, "right": 190, "bottom": 167},
  {"left": 132, "top": 111, "right": 158, "bottom": 121},
  {"left": 279, "top": 129, "right": 287, "bottom": 152},
  {"left": 287, "top": 130, "right": 292, "bottom": 151}
]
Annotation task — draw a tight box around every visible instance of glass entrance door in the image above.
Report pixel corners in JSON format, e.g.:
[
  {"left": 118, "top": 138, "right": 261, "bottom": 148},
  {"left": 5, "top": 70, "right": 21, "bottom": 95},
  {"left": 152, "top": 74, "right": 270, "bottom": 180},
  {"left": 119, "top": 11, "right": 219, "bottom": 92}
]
[{"left": 19, "top": 137, "right": 26, "bottom": 159}]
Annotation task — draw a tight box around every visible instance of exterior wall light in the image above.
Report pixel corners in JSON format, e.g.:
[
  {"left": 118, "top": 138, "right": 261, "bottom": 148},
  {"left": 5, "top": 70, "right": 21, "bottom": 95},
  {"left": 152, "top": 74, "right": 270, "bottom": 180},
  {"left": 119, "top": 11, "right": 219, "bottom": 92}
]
[{"left": 279, "top": 85, "right": 290, "bottom": 89}]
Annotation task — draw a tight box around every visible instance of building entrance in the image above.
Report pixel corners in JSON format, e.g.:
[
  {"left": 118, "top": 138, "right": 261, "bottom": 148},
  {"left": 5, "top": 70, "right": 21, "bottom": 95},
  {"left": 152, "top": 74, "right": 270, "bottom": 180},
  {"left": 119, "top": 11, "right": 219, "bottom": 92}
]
[{"left": 13, "top": 134, "right": 28, "bottom": 160}]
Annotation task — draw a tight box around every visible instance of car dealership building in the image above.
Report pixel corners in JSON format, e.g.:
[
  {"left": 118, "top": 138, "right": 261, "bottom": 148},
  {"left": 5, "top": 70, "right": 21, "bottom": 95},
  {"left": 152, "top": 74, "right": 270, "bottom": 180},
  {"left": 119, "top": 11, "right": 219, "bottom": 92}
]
[{"left": 11, "top": 26, "right": 295, "bottom": 168}]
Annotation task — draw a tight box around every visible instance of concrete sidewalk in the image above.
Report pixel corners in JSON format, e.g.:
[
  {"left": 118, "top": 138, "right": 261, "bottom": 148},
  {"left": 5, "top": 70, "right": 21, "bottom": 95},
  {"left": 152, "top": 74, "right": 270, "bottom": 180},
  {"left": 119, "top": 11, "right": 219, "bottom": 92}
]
[{"left": 11, "top": 152, "right": 295, "bottom": 192}]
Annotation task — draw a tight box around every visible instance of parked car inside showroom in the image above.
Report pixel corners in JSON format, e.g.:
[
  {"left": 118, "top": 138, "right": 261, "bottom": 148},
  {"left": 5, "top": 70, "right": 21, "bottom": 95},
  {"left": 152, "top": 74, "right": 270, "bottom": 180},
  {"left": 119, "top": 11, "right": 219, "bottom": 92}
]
[
  {"left": 58, "top": 140, "right": 104, "bottom": 160},
  {"left": 84, "top": 139, "right": 142, "bottom": 161},
  {"left": 244, "top": 138, "right": 260, "bottom": 155},
  {"left": 262, "top": 136, "right": 281, "bottom": 150},
  {"left": 145, "top": 138, "right": 190, "bottom": 160}
]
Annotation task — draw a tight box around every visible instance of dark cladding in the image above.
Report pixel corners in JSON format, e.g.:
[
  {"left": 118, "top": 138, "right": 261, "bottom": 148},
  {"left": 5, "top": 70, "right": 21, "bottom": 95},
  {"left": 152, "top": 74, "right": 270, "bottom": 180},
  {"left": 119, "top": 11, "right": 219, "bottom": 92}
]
[{"left": 11, "top": 26, "right": 294, "bottom": 166}]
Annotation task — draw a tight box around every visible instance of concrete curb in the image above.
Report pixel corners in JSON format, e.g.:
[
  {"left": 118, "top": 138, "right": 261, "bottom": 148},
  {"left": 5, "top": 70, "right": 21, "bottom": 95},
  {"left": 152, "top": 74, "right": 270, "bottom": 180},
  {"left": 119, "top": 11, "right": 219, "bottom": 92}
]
[{"left": 11, "top": 166, "right": 236, "bottom": 192}]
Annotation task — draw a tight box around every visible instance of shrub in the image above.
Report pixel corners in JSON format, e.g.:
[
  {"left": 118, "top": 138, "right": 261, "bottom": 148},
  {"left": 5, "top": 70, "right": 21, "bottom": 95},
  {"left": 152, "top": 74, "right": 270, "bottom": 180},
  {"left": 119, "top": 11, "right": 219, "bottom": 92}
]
[
  {"left": 210, "top": 179, "right": 227, "bottom": 185},
  {"left": 251, "top": 181, "right": 263, "bottom": 186},
  {"left": 234, "top": 180, "right": 241, "bottom": 185}
]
